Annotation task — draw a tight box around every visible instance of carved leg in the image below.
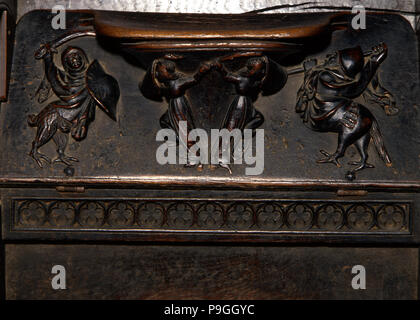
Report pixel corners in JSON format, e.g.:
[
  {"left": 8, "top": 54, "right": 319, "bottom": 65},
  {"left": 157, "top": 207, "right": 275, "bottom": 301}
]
[
  {"left": 215, "top": 96, "right": 252, "bottom": 173},
  {"left": 221, "top": 96, "right": 247, "bottom": 131},
  {"left": 317, "top": 132, "right": 351, "bottom": 168},
  {"left": 348, "top": 133, "right": 374, "bottom": 172},
  {"left": 159, "top": 111, "right": 171, "bottom": 129},
  {"left": 29, "top": 120, "right": 56, "bottom": 168},
  {"left": 168, "top": 98, "right": 196, "bottom": 144},
  {"left": 167, "top": 97, "right": 199, "bottom": 167},
  {"left": 161, "top": 109, "right": 201, "bottom": 168},
  {"left": 71, "top": 117, "right": 88, "bottom": 141},
  {"left": 244, "top": 109, "right": 264, "bottom": 131},
  {"left": 52, "top": 131, "right": 79, "bottom": 165}
]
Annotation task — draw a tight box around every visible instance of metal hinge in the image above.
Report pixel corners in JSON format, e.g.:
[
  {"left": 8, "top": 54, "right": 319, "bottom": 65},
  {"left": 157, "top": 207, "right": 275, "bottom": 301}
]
[
  {"left": 337, "top": 189, "right": 368, "bottom": 196},
  {"left": 56, "top": 186, "right": 85, "bottom": 193}
]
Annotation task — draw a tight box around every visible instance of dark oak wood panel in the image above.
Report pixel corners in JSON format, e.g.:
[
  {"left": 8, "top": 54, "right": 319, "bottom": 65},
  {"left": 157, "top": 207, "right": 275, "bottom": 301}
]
[
  {"left": 0, "top": 8, "right": 418, "bottom": 300},
  {"left": 5, "top": 245, "right": 418, "bottom": 300}
]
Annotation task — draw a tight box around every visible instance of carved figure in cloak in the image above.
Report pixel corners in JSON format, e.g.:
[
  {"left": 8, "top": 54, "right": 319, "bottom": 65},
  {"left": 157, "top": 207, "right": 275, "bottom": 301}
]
[
  {"left": 28, "top": 43, "right": 120, "bottom": 167},
  {"left": 214, "top": 53, "right": 288, "bottom": 172},
  {"left": 294, "top": 43, "right": 398, "bottom": 179},
  {"left": 140, "top": 56, "right": 212, "bottom": 166}
]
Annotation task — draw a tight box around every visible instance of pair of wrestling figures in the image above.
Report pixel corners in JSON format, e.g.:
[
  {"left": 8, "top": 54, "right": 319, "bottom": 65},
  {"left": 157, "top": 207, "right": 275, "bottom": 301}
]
[{"left": 28, "top": 41, "right": 397, "bottom": 178}]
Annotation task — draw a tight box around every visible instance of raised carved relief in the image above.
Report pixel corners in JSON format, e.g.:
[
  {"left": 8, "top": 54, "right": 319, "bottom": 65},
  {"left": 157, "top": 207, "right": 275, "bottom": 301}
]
[
  {"left": 139, "top": 44, "right": 396, "bottom": 179},
  {"left": 226, "top": 202, "right": 254, "bottom": 230},
  {"left": 78, "top": 201, "right": 106, "bottom": 227},
  {"left": 377, "top": 204, "right": 406, "bottom": 231},
  {"left": 256, "top": 203, "right": 283, "bottom": 230},
  {"left": 19, "top": 13, "right": 405, "bottom": 183},
  {"left": 197, "top": 202, "right": 224, "bottom": 229},
  {"left": 13, "top": 199, "right": 410, "bottom": 234},
  {"left": 347, "top": 204, "right": 375, "bottom": 231},
  {"left": 293, "top": 43, "right": 398, "bottom": 180},
  {"left": 137, "top": 202, "right": 165, "bottom": 228},
  {"left": 286, "top": 203, "right": 313, "bottom": 230},
  {"left": 49, "top": 201, "right": 76, "bottom": 227},
  {"left": 214, "top": 53, "right": 287, "bottom": 172},
  {"left": 141, "top": 52, "right": 287, "bottom": 172},
  {"left": 17, "top": 200, "right": 47, "bottom": 226},
  {"left": 141, "top": 54, "right": 212, "bottom": 168},
  {"left": 316, "top": 204, "right": 345, "bottom": 230},
  {"left": 28, "top": 33, "right": 120, "bottom": 171},
  {"left": 108, "top": 202, "right": 136, "bottom": 227}
]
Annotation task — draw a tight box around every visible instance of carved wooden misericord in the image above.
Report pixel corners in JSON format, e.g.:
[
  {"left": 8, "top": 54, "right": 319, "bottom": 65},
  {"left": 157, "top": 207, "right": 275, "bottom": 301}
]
[
  {"left": 0, "top": 7, "right": 419, "bottom": 300},
  {"left": 0, "top": 10, "right": 417, "bottom": 244}
]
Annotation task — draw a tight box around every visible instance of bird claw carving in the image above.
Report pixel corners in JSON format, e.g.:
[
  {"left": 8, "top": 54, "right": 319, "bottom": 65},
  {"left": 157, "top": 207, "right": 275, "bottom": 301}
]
[
  {"left": 348, "top": 161, "right": 375, "bottom": 172},
  {"left": 317, "top": 150, "right": 342, "bottom": 167},
  {"left": 53, "top": 155, "right": 79, "bottom": 166},
  {"left": 30, "top": 151, "right": 51, "bottom": 168}
]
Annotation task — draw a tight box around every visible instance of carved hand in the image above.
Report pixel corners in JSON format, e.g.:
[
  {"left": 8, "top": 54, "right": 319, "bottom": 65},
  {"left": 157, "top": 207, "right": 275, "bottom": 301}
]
[
  {"left": 213, "top": 58, "right": 223, "bottom": 70},
  {"left": 303, "top": 58, "right": 317, "bottom": 71},
  {"left": 370, "top": 42, "right": 388, "bottom": 64},
  {"left": 383, "top": 92, "right": 399, "bottom": 116},
  {"left": 198, "top": 62, "right": 212, "bottom": 74},
  {"left": 34, "top": 43, "right": 58, "bottom": 60},
  {"left": 71, "top": 120, "right": 88, "bottom": 141}
]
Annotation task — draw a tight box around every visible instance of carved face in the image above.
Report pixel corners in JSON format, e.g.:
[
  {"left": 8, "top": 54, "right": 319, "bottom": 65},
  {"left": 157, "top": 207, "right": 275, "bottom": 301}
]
[
  {"left": 245, "top": 58, "right": 266, "bottom": 79},
  {"left": 65, "top": 52, "right": 84, "bottom": 70},
  {"left": 61, "top": 47, "right": 88, "bottom": 73},
  {"left": 156, "top": 61, "right": 177, "bottom": 82},
  {"left": 323, "top": 52, "right": 338, "bottom": 67},
  {"left": 322, "top": 52, "right": 357, "bottom": 78},
  {"left": 337, "top": 46, "right": 364, "bottom": 78}
]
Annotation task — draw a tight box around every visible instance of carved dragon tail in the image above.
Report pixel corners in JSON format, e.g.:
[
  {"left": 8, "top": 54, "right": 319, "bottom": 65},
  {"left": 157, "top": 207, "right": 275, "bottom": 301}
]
[
  {"left": 370, "top": 120, "right": 392, "bottom": 166},
  {"left": 27, "top": 114, "right": 39, "bottom": 127}
]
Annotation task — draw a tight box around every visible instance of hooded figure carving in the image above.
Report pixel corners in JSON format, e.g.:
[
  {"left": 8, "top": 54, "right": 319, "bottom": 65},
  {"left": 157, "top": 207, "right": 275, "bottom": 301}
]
[
  {"left": 28, "top": 44, "right": 120, "bottom": 167},
  {"left": 295, "top": 43, "right": 398, "bottom": 178}
]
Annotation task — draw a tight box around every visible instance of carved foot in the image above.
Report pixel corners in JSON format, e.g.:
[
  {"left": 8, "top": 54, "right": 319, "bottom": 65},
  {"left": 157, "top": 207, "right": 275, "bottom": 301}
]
[
  {"left": 184, "top": 162, "right": 204, "bottom": 171},
  {"left": 184, "top": 162, "right": 197, "bottom": 168},
  {"left": 348, "top": 161, "right": 374, "bottom": 172},
  {"left": 317, "top": 150, "right": 341, "bottom": 167},
  {"left": 384, "top": 105, "right": 399, "bottom": 116},
  {"left": 53, "top": 155, "right": 79, "bottom": 166},
  {"left": 30, "top": 151, "right": 51, "bottom": 168}
]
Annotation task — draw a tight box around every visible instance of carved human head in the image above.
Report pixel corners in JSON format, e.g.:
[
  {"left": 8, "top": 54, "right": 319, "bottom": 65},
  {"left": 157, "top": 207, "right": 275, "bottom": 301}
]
[
  {"left": 155, "top": 59, "right": 177, "bottom": 82},
  {"left": 244, "top": 57, "right": 266, "bottom": 78},
  {"left": 338, "top": 46, "right": 364, "bottom": 78},
  {"left": 61, "top": 46, "right": 88, "bottom": 73}
]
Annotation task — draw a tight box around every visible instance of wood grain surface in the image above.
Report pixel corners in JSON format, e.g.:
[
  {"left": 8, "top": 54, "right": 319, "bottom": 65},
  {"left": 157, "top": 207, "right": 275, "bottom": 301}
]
[
  {"left": 5, "top": 244, "right": 418, "bottom": 299},
  {"left": 17, "top": 0, "right": 418, "bottom": 29}
]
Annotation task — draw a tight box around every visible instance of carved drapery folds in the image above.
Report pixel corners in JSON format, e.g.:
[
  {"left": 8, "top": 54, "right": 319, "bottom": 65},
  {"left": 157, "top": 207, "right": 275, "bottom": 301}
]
[
  {"left": 295, "top": 43, "right": 398, "bottom": 180},
  {"left": 21, "top": 11, "right": 408, "bottom": 182},
  {"left": 28, "top": 31, "right": 120, "bottom": 174},
  {"left": 0, "top": 10, "right": 417, "bottom": 246},
  {"left": 140, "top": 52, "right": 288, "bottom": 170}
]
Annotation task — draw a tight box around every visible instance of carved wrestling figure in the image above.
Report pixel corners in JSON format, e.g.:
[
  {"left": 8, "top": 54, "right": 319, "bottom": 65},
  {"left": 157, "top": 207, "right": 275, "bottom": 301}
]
[
  {"left": 216, "top": 56, "right": 266, "bottom": 133},
  {"left": 140, "top": 53, "right": 287, "bottom": 172},
  {"left": 295, "top": 43, "right": 398, "bottom": 179},
  {"left": 214, "top": 54, "right": 287, "bottom": 172},
  {"left": 28, "top": 44, "right": 120, "bottom": 168},
  {"left": 140, "top": 56, "right": 212, "bottom": 166}
]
